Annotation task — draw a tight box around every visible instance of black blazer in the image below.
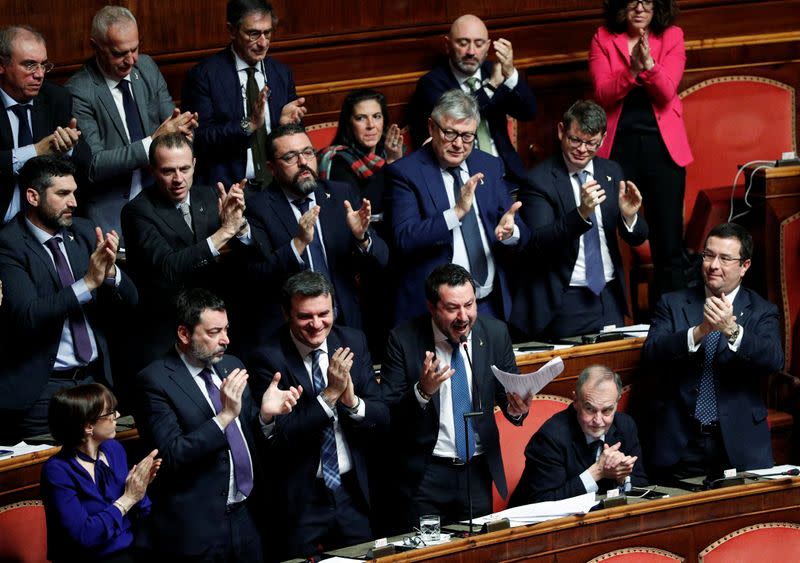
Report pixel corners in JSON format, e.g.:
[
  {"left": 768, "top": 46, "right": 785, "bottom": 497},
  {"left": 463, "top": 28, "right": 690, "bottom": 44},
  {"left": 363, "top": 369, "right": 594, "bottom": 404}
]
[
  {"left": 0, "top": 215, "right": 138, "bottom": 410},
  {"left": 510, "top": 155, "right": 648, "bottom": 338},
  {"left": 0, "top": 81, "right": 73, "bottom": 214},
  {"left": 134, "top": 351, "right": 266, "bottom": 557},
  {"left": 642, "top": 286, "right": 784, "bottom": 471},
  {"left": 408, "top": 59, "right": 536, "bottom": 188},
  {"left": 247, "top": 324, "right": 388, "bottom": 523},
  {"left": 380, "top": 315, "right": 523, "bottom": 503},
  {"left": 509, "top": 408, "right": 647, "bottom": 506}
]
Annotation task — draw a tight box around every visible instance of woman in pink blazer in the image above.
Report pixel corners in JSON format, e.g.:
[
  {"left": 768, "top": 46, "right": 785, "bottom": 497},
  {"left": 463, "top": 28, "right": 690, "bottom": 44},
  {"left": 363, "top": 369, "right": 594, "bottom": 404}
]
[{"left": 589, "top": 0, "right": 692, "bottom": 299}]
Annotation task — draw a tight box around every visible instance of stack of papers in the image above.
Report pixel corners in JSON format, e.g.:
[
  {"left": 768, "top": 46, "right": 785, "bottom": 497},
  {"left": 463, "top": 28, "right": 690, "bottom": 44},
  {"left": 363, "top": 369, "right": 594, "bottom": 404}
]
[
  {"left": 0, "top": 441, "right": 53, "bottom": 460},
  {"left": 492, "top": 356, "right": 564, "bottom": 397},
  {"left": 467, "top": 492, "right": 598, "bottom": 527}
]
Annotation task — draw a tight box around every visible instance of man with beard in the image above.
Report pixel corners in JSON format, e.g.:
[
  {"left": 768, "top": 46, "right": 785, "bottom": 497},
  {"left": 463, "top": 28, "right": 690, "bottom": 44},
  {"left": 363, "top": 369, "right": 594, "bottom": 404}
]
[
  {"left": 134, "top": 288, "right": 301, "bottom": 561},
  {"left": 378, "top": 264, "right": 531, "bottom": 533},
  {"left": 0, "top": 25, "right": 80, "bottom": 223},
  {"left": 0, "top": 155, "right": 137, "bottom": 441},
  {"left": 408, "top": 14, "right": 536, "bottom": 191},
  {"left": 242, "top": 123, "right": 388, "bottom": 352}
]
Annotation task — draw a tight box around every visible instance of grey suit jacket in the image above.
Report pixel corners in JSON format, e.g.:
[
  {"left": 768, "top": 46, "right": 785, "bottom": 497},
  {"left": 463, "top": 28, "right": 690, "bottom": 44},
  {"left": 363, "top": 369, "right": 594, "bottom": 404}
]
[{"left": 67, "top": 55, "right": 174, "bottom": 233}]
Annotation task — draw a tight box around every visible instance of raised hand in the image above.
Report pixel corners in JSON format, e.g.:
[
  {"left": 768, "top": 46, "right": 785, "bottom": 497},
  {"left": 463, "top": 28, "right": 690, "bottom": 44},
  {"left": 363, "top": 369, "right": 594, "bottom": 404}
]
[
  {"left": 84, "top": 227, "right": 117, "bottom": 290},
  {"left": 217, "top": 368, "right": 248, "bottom": 427},
  {"left": 578, "top": 178, "right": 606, "bottom": 220},
  {"left": 247, "top": 86, "right": 269, "bottom": 133},
  {"left": 454, "top": 172, "right": 484, "bottom": 220},
  {"left": 122, "top": 449, "right": 160, "bottom": 504},
  {"left": 344, "top": 198, "right": 371, "bottom": 242},
  {"left": 323, "top": 347, "right": 353, "bottom": 405},
  {"left": 618, "top": 180, "right": 642, "bottom": 223},
  {"left": 293, "top": 204, "right": 320, "bottom": 255},
  {"left": 279, "top": 97, "right": 307, "bottom": 125},
  {"left": 418, "top": 351, "right": 454, "bottom": 397},
  {"left": 495, "top": 201, "right": 521, "bottom": 241},
  {"left": 384, "top": 124, "right": 404, "bottom": 163},
  {"left": 492, "top": 38, "right": 515, "bottom": 79},
  {"left": 704, "top": 293, "right": 737, "bottom": 335},
  {"left": 260, "top": 372, "right": 302, "bottom": 422}
]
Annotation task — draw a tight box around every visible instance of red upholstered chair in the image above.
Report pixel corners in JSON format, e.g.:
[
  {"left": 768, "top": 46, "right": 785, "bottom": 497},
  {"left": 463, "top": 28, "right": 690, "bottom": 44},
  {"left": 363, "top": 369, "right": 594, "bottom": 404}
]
[
  {"left": 491, "top": 394, "right": 572, "bottom": 512},
  {"left": 306, "top": 121, "right": 338, "bottom": 152},
  {"left": 616, "top": 384, "right": 632, "bottom": 413},
  {"left": 0, "top": 500, "right": 49, "bottom": 562},
  {"left": 698, "top": 522, "right": 800, "bottom": 562},
  {"left": 781, "top": 210, "right": 800, "bottom": 373},
  {"left": 587, "top": 547, "right": 685, "bottom": 562}
]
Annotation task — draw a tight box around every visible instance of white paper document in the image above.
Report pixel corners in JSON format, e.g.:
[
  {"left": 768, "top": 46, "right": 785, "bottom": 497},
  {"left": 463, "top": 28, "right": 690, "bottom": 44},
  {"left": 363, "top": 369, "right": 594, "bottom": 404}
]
[
  {"left": 0, "top": 441, "right": 53, "bottom": 459},
  {"left": 468, "top": 492, "right": 598, "bottom": 527},
  {"left": 747, "top": 465, "right": 800, "bottom": 479},
  {"left": 491, "top": 356, "right": 564, "bottom": 397},
  {"left": 601, "top": 324, "right": 650, "bottom": 334}
]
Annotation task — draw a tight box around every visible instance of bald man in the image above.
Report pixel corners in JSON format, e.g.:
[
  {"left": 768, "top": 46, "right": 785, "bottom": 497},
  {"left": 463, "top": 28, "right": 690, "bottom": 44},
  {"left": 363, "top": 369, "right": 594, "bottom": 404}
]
[{"left": 408, "top": 14, "right": 536, "bottom": 191}]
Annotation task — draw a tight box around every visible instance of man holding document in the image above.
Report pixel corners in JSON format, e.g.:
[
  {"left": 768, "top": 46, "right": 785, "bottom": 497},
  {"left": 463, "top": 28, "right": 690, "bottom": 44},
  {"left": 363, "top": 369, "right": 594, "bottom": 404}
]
[
  {"left": 379, "top": 264, "right": 532, "bottom": 533},
  {"left": 510, "top": 365, "right": 647, "bottom": 505}
]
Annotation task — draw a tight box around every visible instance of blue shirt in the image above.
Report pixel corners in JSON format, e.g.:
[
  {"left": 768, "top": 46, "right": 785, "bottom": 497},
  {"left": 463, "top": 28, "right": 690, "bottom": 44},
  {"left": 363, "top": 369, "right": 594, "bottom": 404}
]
[{"left": 40, "top": 439, "right": 151, "bottom": 560}]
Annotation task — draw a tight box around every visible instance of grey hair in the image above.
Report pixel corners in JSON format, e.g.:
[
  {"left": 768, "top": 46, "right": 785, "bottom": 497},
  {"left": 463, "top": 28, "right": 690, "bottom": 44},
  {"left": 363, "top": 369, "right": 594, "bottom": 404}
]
[
  {"left": 575, "top": 364, "right": 622, "bottom": 400},
  {"left": 0, "top": 26, "right": 45, "bottom": 65},
  {"left": 431, "top": 89, "right": 481, "bottom": 125},
  {"left": 91, "top": 6, "right": 137, "bottom": 42}
]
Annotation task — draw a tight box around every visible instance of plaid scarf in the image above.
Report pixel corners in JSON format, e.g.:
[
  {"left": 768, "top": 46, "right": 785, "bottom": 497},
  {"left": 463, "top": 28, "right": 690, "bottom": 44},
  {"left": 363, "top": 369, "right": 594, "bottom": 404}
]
[{"left": 318, "top": 145, "right": 388, "bottom": 181}]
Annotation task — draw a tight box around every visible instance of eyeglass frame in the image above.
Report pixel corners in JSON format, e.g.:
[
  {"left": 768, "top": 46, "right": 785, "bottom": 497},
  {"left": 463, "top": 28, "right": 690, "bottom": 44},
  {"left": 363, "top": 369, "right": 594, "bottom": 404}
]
[
  {"left": 276, "top": 147, "right": 317, "bottom": 165},
  {"left": 627, "top": 0, "right": 654, "bottom": 10},
  {"left": 95, "top": 408, "right": 119, "bottom": 421},
  {"left": 700, "top": 250, "right": 745, "bottom": 265},
  {"left": 431, "top": 119, "right": 477, "bottom": 144},
  {"left": 565, "top": 133, "right": 603, "bottom": 150},
  {"left": 240, "top": 27, "right": 274, "bottom": 43},
  {"left": 15, "top": 61, "right": 55, "bottom": 74}
]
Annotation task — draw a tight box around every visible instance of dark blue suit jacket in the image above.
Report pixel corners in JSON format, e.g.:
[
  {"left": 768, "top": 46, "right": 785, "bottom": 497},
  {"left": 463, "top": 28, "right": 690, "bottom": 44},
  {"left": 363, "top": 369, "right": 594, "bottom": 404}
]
[
  {"left": 0, "top": 216, "right": 137, "bottom": 410},
  {"left": 509, "top": 408, "right": 647, "bottom": 506},
  {"left": 182, "top": 48, "right": 297, "bottom": 186},
  {"left": 408, "top": 59, "right": 536, "bottom": 188},
  {"left": 247, "top": 325, "right": 388, "bottom": 524},
  {"left": 510, "top": 155, "right": 648, "bottom": 338},
  {"left": 642, "top": 286, "right": 784, "bottom": 471},
  {"left": 242, "top": 179, "right": 388, "bottom": 351},
  {"left": 385, "top": 145, "right": 529, "bottom": 324},
  {"left": 134, "top": 351, "right": 266, "bottom": 557}
]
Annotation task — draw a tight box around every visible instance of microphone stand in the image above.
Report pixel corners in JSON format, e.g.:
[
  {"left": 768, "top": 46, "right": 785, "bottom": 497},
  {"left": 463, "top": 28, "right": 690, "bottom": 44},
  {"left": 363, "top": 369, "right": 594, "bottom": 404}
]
[{"left": 459, "top": 335, "right": 483, "bottom": 537}]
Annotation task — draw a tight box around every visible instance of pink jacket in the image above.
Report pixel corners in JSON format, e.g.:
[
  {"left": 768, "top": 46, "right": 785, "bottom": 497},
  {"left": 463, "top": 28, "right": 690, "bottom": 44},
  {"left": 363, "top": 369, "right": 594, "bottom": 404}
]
[{"left": 589, "top": 25, "right": 693, "bottom": 167}]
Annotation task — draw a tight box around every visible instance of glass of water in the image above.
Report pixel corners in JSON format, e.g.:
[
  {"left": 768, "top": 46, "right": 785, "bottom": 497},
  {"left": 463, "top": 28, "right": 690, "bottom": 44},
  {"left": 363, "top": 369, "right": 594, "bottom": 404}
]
[{"left": 420, "top": 514, "right": 440, "bottom": 543}]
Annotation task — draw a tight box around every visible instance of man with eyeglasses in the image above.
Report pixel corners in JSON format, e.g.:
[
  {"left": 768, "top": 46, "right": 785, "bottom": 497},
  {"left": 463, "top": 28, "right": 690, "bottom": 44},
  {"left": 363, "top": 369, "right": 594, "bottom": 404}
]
[
  {"left": 510, "top": 100, "right": 647, "bottom": 341},
  {"left": 241, "top": 123, "right": 388, "bottom": 355},
  {"left": 642, "top": 222, "right": 784, "bottom": 482},
  {"left": 408, "top": 14, "right": 536, "bottom": 192},
  {"left": 387, "top": 89, "right": 528, "bottom": 326},
  {"left": 67, "top": 6, "right": 197, "bottom": 239},
  {"left": 182, "top": 0, "right": 306, "bottom": 189},
  {"left": 0, "top": 26, "right": 79, "bottom": 224}
]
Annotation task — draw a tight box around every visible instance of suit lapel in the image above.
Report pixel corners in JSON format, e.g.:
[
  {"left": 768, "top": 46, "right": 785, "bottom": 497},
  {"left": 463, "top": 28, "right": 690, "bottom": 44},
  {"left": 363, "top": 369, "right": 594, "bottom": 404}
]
[
  {"left": 279, "top": 329, "right": 315, "bottom": 392},
  {"left": 151, "top": 191, "right": 195, "bottom": 245},
  {"left": 87, "top": 61, "right": 129, "bottom": 143},
  {"left": 612, "top": 32, "right": 631, "bottom": 63},
  {"left": 62, "top": 228, "right": 89, "bottom": 281},
  {"left": 266, "top": 185, "right": 302, "bottom": 239},
  {"left": 682, "top": 287, "right": 706, "bottom": 328},
  {"left": 470, "top": 318, "right": 489, "bottom": 400},
  {"left": 420, "top": 146, "right": 451, "bottom": 213},
  {"left": 190, "top": 187, "right": 215, "bottom": 240},
  {"left": 20, "top": 219, "right": 60, "bottom": 287},
  {"left": 129, "top": 66, "right": 153, "bottom": 133},
  {"left": 30, "top": 95, "right": 51, "bottom": 140},
  {"left": 224, "top": 50, "right": 246, "bottom": 121},
  {"left": 165, "top": 350, "right": 216, "bottom": 417}
]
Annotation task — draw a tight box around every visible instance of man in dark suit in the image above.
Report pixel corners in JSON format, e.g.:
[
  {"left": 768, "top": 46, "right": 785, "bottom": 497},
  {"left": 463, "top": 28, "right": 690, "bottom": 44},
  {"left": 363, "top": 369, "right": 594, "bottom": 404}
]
[
  {"left": 510, "top": 365, "right": 647, "bottom": 506},
  {"left": 247, "top": 271, "right": 388, "bottom": 559},
  {"left": 511, "top": 100, "right": 648, "bottom": 340},
  {"left": 387, "top": 89, "right": 528, "bottom": 325},
  {"left": 379, "top": 264, "right": 531, "bottom": 533},
  {"left": 134, "top": 288, "right": 301, "bottom": 561},
  {"left": 0, "top": 155, "right": 136, "bottom": 441},
  {"left": 182, "top": 0, "right": 306, "bottom": 188},
  {"left": 121, "top": 133, "right": 253, "bottom": 369},
  {"left": 408, "top": 14, "right": 536, "bottom": 190},
  {"left": 68, "top": 6, "right": 197, "bottom": 238},
  {"left": 0, "top": 26, "right": 79, "bottom": 223},
  {"left": 642, "top": 223, "right": 784, "bottom": 481},
  {"left": 243, "top": 123, "right": 388, "bottom": 351}
]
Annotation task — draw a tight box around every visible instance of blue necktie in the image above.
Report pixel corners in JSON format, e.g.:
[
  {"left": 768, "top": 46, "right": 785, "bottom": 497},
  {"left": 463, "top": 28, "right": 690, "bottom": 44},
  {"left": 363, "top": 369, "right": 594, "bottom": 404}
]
[
  {"left": 577, "top": 171, "right": 605, "bottom": 295},
  {"left": 9, "top": 104, "right": 33, "bottom": 146},
  {"left": 198, "top": 368, "right": 254, "bottom": 497},
  {"left": 448, "top": 340, "right": 476, "bottom": 461},
  {"left": 448, "top": 167, "right": 489, "bottom": 286},
  {"left": 695, "top": 330, "right": 721, "bottom": 424},
  {"left": 116, "top": 80, "right": 146, "bottom": 143},
  {"left": 311, "top": 349, "right": 341, "bottom": 489},
  {"left": 292, "top": 198, "right": 331, "bottom": 281}
]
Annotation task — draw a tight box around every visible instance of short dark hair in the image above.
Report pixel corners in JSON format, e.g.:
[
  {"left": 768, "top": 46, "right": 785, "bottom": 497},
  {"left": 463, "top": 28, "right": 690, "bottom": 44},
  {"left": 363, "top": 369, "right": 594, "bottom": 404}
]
[
  {"left": 226, "top": 0, "right": 276, "bottom": 28},
  {"left": 18, "top": 155, "right": 76, "bottom": 197},
  {"left": 333, "top": 89, "right": 390, "bottom": 151},
  {"left": 175, "top": 288, "right": 226, "bottom": 334},
  {"left": 562, "top": 100, "right": 607, "bottom": 136},
  {"left": 602, "top": 0, "right": 679, "bottom": 35},
  {"left": 0, "top": 26, "right": 45, "bottom": 65},
  {"left": 424, "top": 264, "right": 476, "bottom": 306},
  {"left": 48, "top": 383, "right": 116, "bottom": 449},
  {"left": 575, "top": 365, "right": 622, "bottom": 401},
  {"left": 705, "top": 222, "right": 753, "bottom": 262},
  {"left": 281, "top": 271, "right": 335, "bottom": 313},
  {"left": 265, "top": 123, "right": 308, "bottom": 162},
  {"left": 149, "top": 132, "right": 194, "bottom": 167}
]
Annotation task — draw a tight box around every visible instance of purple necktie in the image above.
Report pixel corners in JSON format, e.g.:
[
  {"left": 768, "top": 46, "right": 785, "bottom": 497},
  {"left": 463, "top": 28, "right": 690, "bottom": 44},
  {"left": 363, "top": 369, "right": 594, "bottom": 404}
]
[
  {"left": 577, "top": 171, "right": 605, "bottom": 295},
  {"left": 43, "top": 236, "right": 93, "bottom": 364},
  {"left": 198, "top": 368, "right": 254, "bottom": 497}
]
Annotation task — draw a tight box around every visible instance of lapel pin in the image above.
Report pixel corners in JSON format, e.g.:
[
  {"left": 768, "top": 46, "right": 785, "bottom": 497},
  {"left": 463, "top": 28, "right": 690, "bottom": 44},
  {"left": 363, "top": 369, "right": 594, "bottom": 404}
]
[
  {"left": 479, "top": 338, "right": 484, "bottom": 346},
  {"left": 606, "top": 176, "right": 611, "bottom": 182},
  {"left": 68, "top": 235, "right": 74, "bottom": 241},
  {"left": 325, "top": 192, "right": 331, "bottom": 198},
  {"left": 199, "top": 206, "right": 204, "bottom": 214}
]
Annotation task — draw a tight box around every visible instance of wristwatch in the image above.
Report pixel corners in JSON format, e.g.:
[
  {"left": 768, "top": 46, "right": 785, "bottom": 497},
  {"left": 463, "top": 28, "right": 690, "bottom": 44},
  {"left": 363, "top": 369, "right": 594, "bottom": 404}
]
[
  {"left": 728, "top": 324, "right": 741, "bottom": 345},
  {"left": 240, "top": 117, "right": 252, "bottom": 134}
]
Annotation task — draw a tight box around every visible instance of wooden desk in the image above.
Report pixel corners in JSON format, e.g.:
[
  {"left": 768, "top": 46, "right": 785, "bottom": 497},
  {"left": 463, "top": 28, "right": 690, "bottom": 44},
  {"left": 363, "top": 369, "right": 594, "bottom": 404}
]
[{"left": 374, "top": 478, "right": 800, "bottom": 563}]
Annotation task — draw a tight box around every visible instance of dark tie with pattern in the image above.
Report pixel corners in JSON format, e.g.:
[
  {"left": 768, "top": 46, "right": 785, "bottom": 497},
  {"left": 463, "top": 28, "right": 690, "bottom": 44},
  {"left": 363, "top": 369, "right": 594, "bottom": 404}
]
[
  {"left": 448, "top": 167, "right": 489, "bottom": 286},
  {"left": 245, "top": 66, "right": 271, "bottom": 187},
  {"left": 9, "top": 104, "right": 33, "bottom": 146},
  {"left": 43, "top": 236, "right": 93, "bottom": 364},
  {"left": 178, "top": 201, "right": 193, "bottom": 232},
  {"left": 292, "top": 197, "right": 331, "bottom": 280},
  {"left": 464, "top": 77, "right": 493, "bottom": 154},
  {"left": 695, "top": 330, "right": 721, "bottom": 424},
  {"left": 448, "top": 339, "right": 476, "bottom": 461},
  {"left": 310, "top": 349, "right": 341, "bottom": 489},
  {"left": 577, "top": 170, "right": 605, "bottom": 295},
  {"left": 116, "top": 80, "right": 146, "bottom": 144},
  {"left": 198, "top": 368, "right": 254, "bottom": 497}
]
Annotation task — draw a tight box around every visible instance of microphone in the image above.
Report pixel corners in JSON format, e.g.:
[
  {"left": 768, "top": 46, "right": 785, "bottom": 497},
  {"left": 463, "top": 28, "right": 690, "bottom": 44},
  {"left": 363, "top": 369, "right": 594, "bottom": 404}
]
[
  {"left": 459, "top": 334, "right": 483, "bottom": 417},
  {"left": 748, "top": 468, "right": 800, "bottom": 479}
]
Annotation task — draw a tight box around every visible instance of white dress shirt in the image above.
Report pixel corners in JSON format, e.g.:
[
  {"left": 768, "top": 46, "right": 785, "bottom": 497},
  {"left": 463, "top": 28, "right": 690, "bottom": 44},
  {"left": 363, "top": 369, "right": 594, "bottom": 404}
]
[{"left": 687, "top": 284, "right": 744, "bottom": 352}]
